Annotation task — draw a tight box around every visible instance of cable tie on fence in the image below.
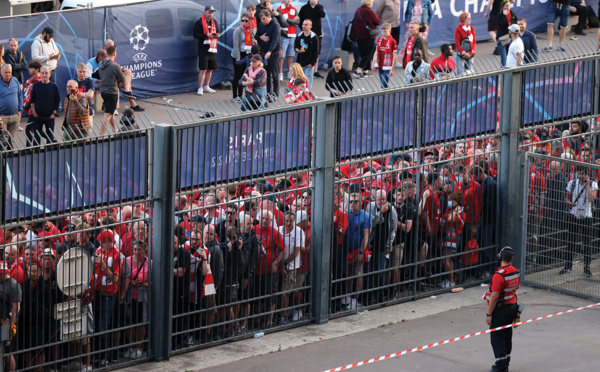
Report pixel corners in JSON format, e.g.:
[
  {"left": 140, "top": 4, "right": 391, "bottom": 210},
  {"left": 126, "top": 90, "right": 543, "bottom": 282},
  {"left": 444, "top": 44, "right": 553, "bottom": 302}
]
[{"left": 321, "top": 302, "right": 600, "bottom": 372}]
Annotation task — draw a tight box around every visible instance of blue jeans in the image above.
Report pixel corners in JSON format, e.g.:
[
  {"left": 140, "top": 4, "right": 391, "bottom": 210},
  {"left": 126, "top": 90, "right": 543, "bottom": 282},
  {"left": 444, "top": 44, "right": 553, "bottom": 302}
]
[
  {"left": 351, "top": 42, "right": 360, "bottom": 70},
  {"left": 93, "top": 292, "right": 115, "bottom": 361},
  {"left": 496, "top": 41, "right": 508, "bottom": 67},
  {"left": 302, "top": 66, "right": 314, "bottom": 88},
  {"left": 547, "top": 3, "right": 570, "bottom": 29},
  {"left": 240, "top": 85, "right": 268, "bottom": 111},
  {"left": 379, "top": 69, "right": 390, "bottom": 88},
  {"left": 455, "top": 55, "right": 474, "bottom": 75}
]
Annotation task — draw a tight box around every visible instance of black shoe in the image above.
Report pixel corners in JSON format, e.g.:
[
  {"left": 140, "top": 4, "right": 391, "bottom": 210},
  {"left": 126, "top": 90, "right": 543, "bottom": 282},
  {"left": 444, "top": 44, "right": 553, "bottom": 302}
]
[
  {"left": 574, "top": 28, "right": 585, "bottom": 35},
  {"left": 493, "top": 49, "right": 500, "bottom": 56},
  {"left": 132, "top": 105, "right": 146, "bottom": 112},
  {"left": 584, "top": 266, "right": 592, "bottom": 277},
  {"left": 314, "top": 71, "right": 325, "bottom": 79},
  {"left": 122, "top": 91, "right": 137, "bottom": 100},
  {"left": 559, "top": 267, "right": 572, "bottom": 275}
]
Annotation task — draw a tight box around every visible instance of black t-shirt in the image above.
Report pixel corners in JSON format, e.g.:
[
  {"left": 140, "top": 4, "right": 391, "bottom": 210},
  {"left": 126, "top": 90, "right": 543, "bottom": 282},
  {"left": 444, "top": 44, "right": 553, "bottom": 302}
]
[
  {"left": 553, "top": 0, "right": 570, "bottom": 5},
  {"left": 0, "top": 277, "right": 21, "bottom": 319},
  {"left": 394, "top": 200, "right": 416, "bottom": 245},
  {"left": 77, "top": 78, "right": 95, "bottom": 116},
  {"left": 173, "top": 247, "right": 191, "bottom": 298},
  {"left": 491, "top": 0, "right": 503, "bottom": 14}
]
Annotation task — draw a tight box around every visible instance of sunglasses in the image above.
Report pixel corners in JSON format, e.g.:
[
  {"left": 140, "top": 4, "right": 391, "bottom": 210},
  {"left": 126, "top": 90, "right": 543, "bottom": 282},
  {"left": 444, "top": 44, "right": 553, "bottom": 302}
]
[
  {"left": 226, "top": 211, "right": 235, "bottom": 215},
  {"left": 241, "top": 19, "right": 249, "bottom": 22}
]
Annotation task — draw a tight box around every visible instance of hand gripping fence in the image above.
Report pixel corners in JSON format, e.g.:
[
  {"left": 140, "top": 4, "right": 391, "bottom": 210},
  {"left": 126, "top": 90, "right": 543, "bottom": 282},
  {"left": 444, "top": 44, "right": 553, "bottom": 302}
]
[{"left": 322, "top": 302, "right": 600, "bottom": 372}]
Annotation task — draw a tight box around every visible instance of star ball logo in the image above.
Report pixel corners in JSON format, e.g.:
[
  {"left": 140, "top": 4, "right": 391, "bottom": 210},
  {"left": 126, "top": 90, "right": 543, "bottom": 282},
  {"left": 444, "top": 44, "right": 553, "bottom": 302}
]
[
  {"left": 130, "top": 24, "right": 150, "bottom": 51},
  {"left": 125, "top": 24, "right": 163, "bottom": 79}
]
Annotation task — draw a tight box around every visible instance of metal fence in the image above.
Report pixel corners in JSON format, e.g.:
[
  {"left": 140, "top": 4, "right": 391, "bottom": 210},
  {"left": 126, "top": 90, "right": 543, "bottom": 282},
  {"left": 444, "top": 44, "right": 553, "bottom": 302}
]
[{"left": 2, "top": 49, "right": 600, "bottom": 371}]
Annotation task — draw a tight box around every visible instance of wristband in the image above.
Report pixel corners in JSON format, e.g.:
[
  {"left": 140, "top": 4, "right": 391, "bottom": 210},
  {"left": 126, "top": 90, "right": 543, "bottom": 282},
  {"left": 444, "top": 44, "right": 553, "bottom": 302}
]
[{"left": 486, "top": 313, "right": 491, "bottom": 317}]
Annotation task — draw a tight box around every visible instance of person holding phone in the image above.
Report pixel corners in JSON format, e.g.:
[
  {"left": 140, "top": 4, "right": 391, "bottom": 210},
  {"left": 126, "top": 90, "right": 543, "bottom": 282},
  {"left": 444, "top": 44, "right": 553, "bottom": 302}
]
[
  {"left": 31, "top": 27, "right": 61, "bottom": 83},
  {"left": 62, "top": 79, "right": 90, "bottom": 140}
]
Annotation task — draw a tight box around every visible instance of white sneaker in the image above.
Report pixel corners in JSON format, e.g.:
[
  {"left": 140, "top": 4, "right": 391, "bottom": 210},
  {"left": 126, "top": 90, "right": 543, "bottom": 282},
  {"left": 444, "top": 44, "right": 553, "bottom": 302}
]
[
  {"left": 69, "top": 361, "right": 82, "bottom": 369},
  {"left": 130, "top": 348, "right": 142, "bottom": 360},
  {"left": 292, "top": 310, "right": 303, "bottom": 321},
  {"left": 80, "top": 365, "right": 92, "bottom": 372},
  {"left": 438, "top": 279, "right": 449, "bottom": 288},
  {"left": 124, "top": 347, "right": 132, "bottom": 359},
  {"left": 197, "top": 87, "right": 203, "bottom": 95},
  {"left": 203, "top": 86, "right": 216, "bottom": 94},
  {"left": 279, "top": 73, "right": 284, "bottom": 81},
  {"left": 340, "top": 296, "right": 351, "bottom": 305}
]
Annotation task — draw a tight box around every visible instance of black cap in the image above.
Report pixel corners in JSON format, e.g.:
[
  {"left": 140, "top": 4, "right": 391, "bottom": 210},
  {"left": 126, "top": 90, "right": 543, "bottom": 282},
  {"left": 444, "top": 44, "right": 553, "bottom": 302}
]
[
  {"left": 65, "top": 223, "right": 77, "bottom": 232},
  {"left": 536, "top": 128, "right": 549, "bottom": 141},
  {"left": 275, "top": 179, "right": 293, "bottom": 189},
  {"left": 205, "top": 5, "right": 216, "bottom": 12},
  {"left": 43, "top": 26, "right": 55, "bottom": 37},
  {"left": 9, "top": 226, "right": 25, "bottom": 232},
  {"left": 348, "top": 183, "right": 364, "bottom": 193},
  {"left": 191, "top": 215, "right": 208, "bottom": 223}
]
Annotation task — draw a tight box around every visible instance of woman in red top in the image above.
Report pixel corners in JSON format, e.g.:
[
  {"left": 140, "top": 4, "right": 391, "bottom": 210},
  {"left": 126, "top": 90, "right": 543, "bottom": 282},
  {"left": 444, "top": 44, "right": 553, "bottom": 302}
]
[
  {"left": 454, "top": 11, "right": 476, "bottom": 76},
  {"left": 353, "top": 0, "right": 381, "bottom": 77},
  {"left": 287, "top": 63, "right": 306, "bottom": 91},
  {"left": 441, "top": 192, "right": 465, "bottom": 288}
]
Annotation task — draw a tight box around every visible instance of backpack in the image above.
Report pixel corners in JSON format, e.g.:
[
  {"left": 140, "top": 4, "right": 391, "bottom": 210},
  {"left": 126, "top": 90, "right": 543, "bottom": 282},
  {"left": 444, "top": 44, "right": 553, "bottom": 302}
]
[{"left": 342, "top": 19, "right": 357, "bottom": 52}]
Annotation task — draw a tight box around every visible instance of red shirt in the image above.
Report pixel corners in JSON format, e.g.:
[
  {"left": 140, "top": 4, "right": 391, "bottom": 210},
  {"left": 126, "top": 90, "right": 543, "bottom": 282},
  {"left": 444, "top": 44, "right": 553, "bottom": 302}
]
[
  {"left": 333, "top": 206, "right": 349, "bottom": 245},
  {"left": 278, "top": 3, "right": 298, "bottom": 35},
  {"left": 442, "top": 209, "right": 466, "bottom": 247},
  {"left": 429, "top": 55, "right": 457, "bottom": 79},
  {"left": 420, "top": 186, "right": 442, "bottom": 234},
  {"left": 491, "top": 265, "right": 520, "bottom": 305},
  {"left": 527, "top": 166, "right": 546, "bottom": 216},
  {"left": 92, "top": 247, "right": 122, "bottom": 295},
  {"left": 254, "top": 225, "right": 285, "bottom": 275},
  {"left": 374, "top": 36, "right": 397, "bottom": 70},
  {"left": 454, "top": 179, "right": 483, "bottom": 224},
  {"left": 403, "top": 36, "right": 416, "bottom": 68}
]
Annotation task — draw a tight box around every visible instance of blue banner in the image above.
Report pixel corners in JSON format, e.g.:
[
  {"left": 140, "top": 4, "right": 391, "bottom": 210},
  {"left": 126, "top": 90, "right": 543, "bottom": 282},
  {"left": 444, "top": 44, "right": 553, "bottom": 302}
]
[
  {"left": 337, "top": 92, "right": 417, "bottom": 159},
  {"left": 422, "top": 76, "right": 499, "bottom": 144},
  {"left": 177, "top": 108, "right": 312, "bottom": 189},
  {"left": 521, "top": 60, "right": 595, "bottom": 126},
  {"left": 3, "top": 136, "right": 148, "bottom": 222}
]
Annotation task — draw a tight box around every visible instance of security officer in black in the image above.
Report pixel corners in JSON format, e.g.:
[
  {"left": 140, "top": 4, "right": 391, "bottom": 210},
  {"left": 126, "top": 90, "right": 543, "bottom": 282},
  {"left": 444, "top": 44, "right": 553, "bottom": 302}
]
[{"left": 485, "top": 246, "right": 520, "bottom": 372}]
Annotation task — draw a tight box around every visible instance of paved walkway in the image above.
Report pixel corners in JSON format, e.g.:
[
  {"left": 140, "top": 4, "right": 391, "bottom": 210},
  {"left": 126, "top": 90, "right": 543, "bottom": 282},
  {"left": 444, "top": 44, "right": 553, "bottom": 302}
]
[{"left": 122, "top": 285, "right": 600, "bottom": 372}]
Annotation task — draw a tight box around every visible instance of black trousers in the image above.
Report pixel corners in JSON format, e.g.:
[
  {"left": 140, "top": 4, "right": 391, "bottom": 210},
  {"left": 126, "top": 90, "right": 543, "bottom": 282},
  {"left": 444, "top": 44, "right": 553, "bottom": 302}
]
[
  {"left": 357, "top": 37, "right": 375, "bottom": 71},
  {"left": 565, "top": 216, "right": 593, "bottom": 268},
  {"left": 232, "top": 53, "right": 248, "bottom": 99},
  {"left": 264, "top": 50, "right": 281, "bottom": 96},
  {"left": 490, "top": 303, "right": 518, "bottom": 371},
  {"left": 572, "top": 6, "right": 589, "bottom": 31}
]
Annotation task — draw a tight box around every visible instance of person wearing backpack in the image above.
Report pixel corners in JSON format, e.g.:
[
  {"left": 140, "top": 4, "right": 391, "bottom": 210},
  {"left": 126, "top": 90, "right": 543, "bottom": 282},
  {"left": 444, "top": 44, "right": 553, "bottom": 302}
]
[{"left": 353, "top": 0, "right": 381, "bottom": 79}]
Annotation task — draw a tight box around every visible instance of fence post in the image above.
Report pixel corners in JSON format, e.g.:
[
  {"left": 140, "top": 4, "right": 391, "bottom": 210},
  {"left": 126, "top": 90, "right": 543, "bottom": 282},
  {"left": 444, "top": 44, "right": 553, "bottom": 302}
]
[
  {"left": 150, "top": 124, "right": 176, "bottom": 361},
  {"left": 311, "top": 101, "right": 337, "bottom": 324},
  {"left": 498, "top": 71, "right": 524, "bottom": 268}
]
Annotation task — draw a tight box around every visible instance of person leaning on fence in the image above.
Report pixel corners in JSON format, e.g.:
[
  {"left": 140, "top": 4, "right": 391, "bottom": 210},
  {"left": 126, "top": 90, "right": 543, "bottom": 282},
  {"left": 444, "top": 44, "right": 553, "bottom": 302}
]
[
  {"left": 429, "top": 44, "right": 456, "bottom": 80},
  {"left": 284, "top": 77, "right": 315, "bottom": 103},
  {"left": 403, "top": 49, "right": 430, "bottom": 84},
  {"left": 172, "top": 234, "right": 191, "bottom": 350},
  {"left": 238, "top": 214, "right": 260, "bottom": 335},
  {"left": 560, "top": 165, "right": 598, "bottom": 277},
  {"left": 126, "top": 240, "right": 151, "bottom": 360},
  {"left": 326, "top": 56, "right": 353, "bottom": 97},
  {"left": 240, "top": 54, "right": 268, "bottom": 111},
  {"left": 352, "top": 0, "right": 381, "bottom": 79},
  {"left": 62, "top": 79, "right": 90, "bottom": 140},
  {"left": 0, "top": 261, "right": 22, "bottom": 372},
  {"left": 371, "top": 23, "right": 397, "bottom": 88}
]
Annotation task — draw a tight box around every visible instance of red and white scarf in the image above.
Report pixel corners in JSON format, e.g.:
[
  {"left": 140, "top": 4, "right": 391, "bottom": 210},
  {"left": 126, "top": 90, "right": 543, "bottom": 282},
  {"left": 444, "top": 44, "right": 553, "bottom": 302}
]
[
  {"left": 243, "top": 25, "right": 253, "bottom": 52},
  {"left": 462, "top": 24, "right": 474, "bottom": 52},
  {"left": 202, "top": 15, "right": 218, "bottom": 53}
]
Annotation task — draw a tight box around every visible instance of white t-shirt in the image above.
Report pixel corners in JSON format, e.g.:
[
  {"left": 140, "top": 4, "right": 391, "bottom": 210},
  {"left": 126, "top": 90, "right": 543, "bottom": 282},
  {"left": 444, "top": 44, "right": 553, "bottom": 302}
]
[
  {"left": 506, "top": 37, "right": 524, "bottom": 67},
  {"left": 278, "top": 226, "right": 305, "bottom": 270},
  {"left": 566, "top": 178, "right": 598, "bottom": 218}
]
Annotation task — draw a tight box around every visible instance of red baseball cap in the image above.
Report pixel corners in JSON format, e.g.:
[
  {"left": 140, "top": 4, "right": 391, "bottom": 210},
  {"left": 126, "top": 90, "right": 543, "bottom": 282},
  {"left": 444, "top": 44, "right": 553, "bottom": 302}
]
[
  {"left": 96, "top": 230, "right": 114, "bottom": 243},
  {"left": 243, "top": 187, "right": 253, "bottom": 194}
]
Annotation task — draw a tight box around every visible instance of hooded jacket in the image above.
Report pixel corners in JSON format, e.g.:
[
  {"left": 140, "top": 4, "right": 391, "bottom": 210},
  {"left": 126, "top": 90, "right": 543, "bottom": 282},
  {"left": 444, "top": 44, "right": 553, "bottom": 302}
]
[
  {"left": 31, "top": 34, "right": 60, "bottom": 71},
  {"left": 97, "top": 59, "right": 126, "bottom": 95}
]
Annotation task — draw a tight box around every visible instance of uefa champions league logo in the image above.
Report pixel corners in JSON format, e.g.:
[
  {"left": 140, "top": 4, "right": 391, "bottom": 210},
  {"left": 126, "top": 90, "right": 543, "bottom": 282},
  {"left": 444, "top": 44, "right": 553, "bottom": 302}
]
[{"left": 130, "top": 24, "right": 150, "bottom": 51}]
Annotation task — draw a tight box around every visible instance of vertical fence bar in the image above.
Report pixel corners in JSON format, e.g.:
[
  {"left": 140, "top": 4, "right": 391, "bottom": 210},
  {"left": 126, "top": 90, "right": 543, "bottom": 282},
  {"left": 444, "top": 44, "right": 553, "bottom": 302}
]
[
  {"left": 312, "top": 101, "right": 337, "bottom": 324},
  {"left": 498, "top": 71, "right": 524, "bottom": 268},
  {"left": 150, "top": 124, "right": 176, "bottom": 361}
]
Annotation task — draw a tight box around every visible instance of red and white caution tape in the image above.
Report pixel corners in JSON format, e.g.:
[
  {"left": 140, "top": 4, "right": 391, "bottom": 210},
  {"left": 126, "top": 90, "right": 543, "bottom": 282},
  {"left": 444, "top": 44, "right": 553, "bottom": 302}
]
[{"left": 322, "top": 302, "right": 600, "bottom": 372}]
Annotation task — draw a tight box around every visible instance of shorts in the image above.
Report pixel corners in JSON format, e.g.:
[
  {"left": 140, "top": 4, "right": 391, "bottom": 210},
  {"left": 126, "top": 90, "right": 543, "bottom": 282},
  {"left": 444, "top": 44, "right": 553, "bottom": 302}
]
[
  {"left": 343, "top": 258, "right": 364, "bottom": 277},
  {"left": 547, "top": 3, "right": 570, "bottom": 29},
  {"left": 418, "top": 231, "right": 438, "bottom": 253},
  {"left": 130, "top": 299, "right": 147, "bottom": 324},
  {"left": 198, "top": 49, "right": 218, "bottom": 71},
  {"left": 254, "top": 273, "right": 279, "bottom": 302},
  {"left": 487, "top": 13, "right": 498, "bottom": 32},
  {"left": 296, "top": 271, "right": 307, "bottom": 288},
  {"left": 282, "top": 269, "right": 298, "bottom": 291},
  {"left": 201, "top": 294, "right": 217, "bottom": 314},
  {"left": 101, "top": 92, "right": 118, "bottom": 114},
  {"left": 390, "top": 243, "right": 404, "bottom": 267},
  {"left": 281, "top": 36, "right": 296, "bottom": 57},
  {"left": 217, "top": 283, "right": 239, "bottom": 305},
  {"left": 81, "top": 303, "right": 94, "bottom": 345},
  {"left": 238, "top": 276, "right": 254, "bottom": 300}
]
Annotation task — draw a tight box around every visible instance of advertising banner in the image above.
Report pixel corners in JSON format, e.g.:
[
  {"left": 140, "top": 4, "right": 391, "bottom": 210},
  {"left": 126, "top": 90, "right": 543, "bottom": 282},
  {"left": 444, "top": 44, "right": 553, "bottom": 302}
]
[
  {"left": 177, "top": 108, "right": 312, "bottom": 189},
  {"left": 3, "top": 136, "right": 148, "bottom": 222}
]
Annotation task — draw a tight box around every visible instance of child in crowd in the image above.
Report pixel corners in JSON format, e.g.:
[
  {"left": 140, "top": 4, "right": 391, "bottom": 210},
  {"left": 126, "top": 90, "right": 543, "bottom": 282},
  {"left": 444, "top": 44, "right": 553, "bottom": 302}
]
[{"left": 371, "top": 23, "right": 397, "bottom": 89}]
